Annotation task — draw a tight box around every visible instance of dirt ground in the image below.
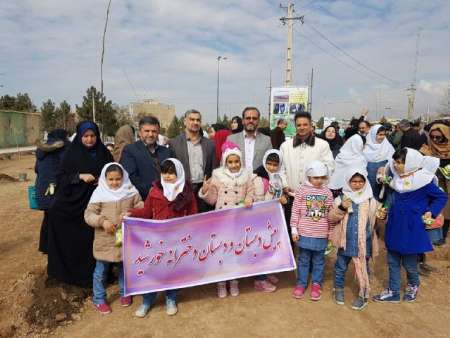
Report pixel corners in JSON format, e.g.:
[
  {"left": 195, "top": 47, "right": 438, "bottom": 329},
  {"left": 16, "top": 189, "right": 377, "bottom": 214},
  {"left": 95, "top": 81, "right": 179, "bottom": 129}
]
[{"left": 0, "top": 154, "right": 449, "bottom": 338}]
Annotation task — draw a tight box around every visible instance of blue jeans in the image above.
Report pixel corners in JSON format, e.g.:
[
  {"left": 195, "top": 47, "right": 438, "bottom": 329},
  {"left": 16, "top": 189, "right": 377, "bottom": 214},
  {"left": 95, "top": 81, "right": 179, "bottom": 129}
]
[
  {"left": 427, "top": 228, "right": 443, "bottom": 244},
  {"left": 334, "top": 254, "right": 352, "bottom": 289},
  {"left": 93, "top": 260, "right": 124, "bottom": 305},
  {"left": 297, "top": 248, "right": 325, "bottom": 287},
  {"left": 142, "top": 289, "right": 178, "bottom": 306},
  {"left": 387, "top": 250, "right": 419, "bottom": 292}
]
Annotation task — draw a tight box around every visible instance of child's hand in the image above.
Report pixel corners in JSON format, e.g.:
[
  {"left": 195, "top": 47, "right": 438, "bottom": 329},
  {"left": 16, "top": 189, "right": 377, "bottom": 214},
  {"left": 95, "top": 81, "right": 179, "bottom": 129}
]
[
  {"left": 341, "top": 197, "right": 352, "bottom": 210},
  {"left": 376, "top": 208, "right": 387, "bottom": 220},
  {"left": 119, "top": 212, "right": 131, "bottom": 223},
  {"left": 291, "top": 234, "right": 299, "bottom": 242},
  {"left": 244, "top": 197, "right": 253, "bottom": 208},
  {"left": 102, "top": 220, "right": 116, "bottom": 234},
  {"left": 279, "top": 195, "right": 288, "bottom": 205},
  {"left": 423, "top": 211, "right": 432, "bottom": 220},
  {"left": 201, "top": 177, "right": 211, "bottom": 194},
  {"left": 79, "top": 173, "right": 96, "bottom": 183}
]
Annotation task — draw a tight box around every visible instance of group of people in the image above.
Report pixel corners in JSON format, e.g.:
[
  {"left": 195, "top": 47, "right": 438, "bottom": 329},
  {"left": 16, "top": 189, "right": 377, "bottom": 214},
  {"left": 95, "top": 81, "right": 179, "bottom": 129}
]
[{"left": 34, "top": 107, "right": 449, "bottom": 318}]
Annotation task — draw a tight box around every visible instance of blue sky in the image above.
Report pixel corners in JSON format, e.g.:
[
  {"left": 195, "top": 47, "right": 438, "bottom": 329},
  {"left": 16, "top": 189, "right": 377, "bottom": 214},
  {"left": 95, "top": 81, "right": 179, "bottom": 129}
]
[{"left": 0, "top": 0, "right": 449, "bottom": 122}]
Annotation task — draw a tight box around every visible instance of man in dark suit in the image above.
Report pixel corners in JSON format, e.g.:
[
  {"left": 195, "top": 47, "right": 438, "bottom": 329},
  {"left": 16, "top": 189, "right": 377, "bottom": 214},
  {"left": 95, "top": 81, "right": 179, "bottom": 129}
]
[
  {"left": 169, "top": 109, "right": 216, "bottom": 212},
  {"left": 120, "top": 116, "right": 171, "bottom": 200}
]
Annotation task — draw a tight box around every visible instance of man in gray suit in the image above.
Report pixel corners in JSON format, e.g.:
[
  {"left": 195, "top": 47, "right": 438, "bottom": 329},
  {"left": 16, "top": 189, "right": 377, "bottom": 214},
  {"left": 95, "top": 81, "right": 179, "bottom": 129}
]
[
  {"left": 227, "top": 106, "right": 272, "bottom": 171},
  {"left": 169, "top": 109, "right": 216, "bottom": 212}
]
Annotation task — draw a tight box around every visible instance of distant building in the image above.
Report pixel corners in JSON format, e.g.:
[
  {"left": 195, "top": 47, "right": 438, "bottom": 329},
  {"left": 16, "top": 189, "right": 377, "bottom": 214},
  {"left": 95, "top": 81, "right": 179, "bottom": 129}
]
[{"left": 129, "top": 99, "right": 175, "bottom": 129}]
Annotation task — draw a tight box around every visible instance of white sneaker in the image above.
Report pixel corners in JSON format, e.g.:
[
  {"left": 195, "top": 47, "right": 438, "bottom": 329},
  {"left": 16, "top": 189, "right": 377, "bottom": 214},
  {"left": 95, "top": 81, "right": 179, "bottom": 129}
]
[
  {"left": 135, "top": 304, "right": 151, "bottom": 318},
  {"left": 166, "top": 300, "right": 178, "bottom": 316},
  {"left": 230, "top": 280, "right": 239, "bottom": 297},
  {"left": 217, "top": 282, "right": 227, "bottom": 298}
]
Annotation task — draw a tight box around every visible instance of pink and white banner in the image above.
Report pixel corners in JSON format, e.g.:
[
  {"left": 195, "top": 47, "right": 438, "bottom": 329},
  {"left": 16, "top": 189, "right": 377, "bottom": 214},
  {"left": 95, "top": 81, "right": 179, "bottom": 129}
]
[{"left": 122, "top": 200, "right": 296, "bottom": 296}]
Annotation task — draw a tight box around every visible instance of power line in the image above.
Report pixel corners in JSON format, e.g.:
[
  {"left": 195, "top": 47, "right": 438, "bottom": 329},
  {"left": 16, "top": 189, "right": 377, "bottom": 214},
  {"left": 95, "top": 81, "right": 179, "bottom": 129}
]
[
  {"left": 293, "top": 26, "right": 381, "bottom": 81},
  {"left": 305, "top": 21, "right": 399, "bottom": 85}
]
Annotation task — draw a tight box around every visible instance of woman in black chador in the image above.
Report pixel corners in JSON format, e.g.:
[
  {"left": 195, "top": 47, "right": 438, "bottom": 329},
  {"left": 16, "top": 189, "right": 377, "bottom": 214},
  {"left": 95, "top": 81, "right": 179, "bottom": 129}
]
[{"left": 47, "top": 121, "right": 113, "bottom": 286}]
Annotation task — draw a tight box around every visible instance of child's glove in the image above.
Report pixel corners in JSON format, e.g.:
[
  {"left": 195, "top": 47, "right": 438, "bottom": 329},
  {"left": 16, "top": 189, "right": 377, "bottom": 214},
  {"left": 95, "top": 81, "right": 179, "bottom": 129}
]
[
  {"left": 422, "top": 212, "right": 434, "bottom": 226},
  {"left": 324, "top": 240, "right": 334, "bottom": 256},
  {"left": 376, "top": 206, "right": 388, "bottom": 220}
]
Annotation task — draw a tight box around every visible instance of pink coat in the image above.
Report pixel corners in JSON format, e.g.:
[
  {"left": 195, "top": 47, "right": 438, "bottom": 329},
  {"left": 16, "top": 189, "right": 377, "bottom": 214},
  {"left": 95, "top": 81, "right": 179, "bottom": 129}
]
[{"left": 200, "top": 167, "right": 254, "bottom": 210}]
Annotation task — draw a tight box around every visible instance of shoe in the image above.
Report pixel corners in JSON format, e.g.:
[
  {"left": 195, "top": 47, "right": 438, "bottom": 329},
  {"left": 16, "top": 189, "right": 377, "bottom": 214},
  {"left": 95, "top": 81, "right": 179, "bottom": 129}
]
[
  {"left": 434, "top": 239, "right": 445, "bottom": 246},
  {"left": 229, "top": 280, "right": 239, "bottom": 297},
  {"left": 267, "top": 274, "right": 279, "bottom": 284},
  {"left": 94, "top": 303, "right": 112, "bottom": 314},
  {"left": 217, "top": 282, "right": 227, "bottom": 298},
  {"left": 166, "top": 299, "right": 178, "bottom": 316},
  {"left": 403, "top": 284, "right": 418, "bottom": 302},
  {"left": 334, "top": 288, "right": 344, "bottom": 305},
  {"left": 135, "top": 304, "right": 151, "bottom": 318},
  {"left": 310, "top": 283, "right": 322, "bottom": 301},
  {"left": 254, "top": 280, "right": 277, "bottom": 293},
  {"left": 292, "top": 286, "right": 306, "bottom": 299},
  {"left": 120, "top": 296, "right": 132, "bottom": 307},
  {"left": 372, "top": 289, "right": 400, "bottom": 303},
  {"left": 351, "top": 297, "right": 368, "bottom": 310}
]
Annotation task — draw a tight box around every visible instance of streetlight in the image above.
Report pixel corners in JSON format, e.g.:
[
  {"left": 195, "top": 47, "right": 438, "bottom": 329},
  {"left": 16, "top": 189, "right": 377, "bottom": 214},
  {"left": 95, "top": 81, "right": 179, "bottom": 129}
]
[{"left": 216, "top": 56, "right": 227, "bottom": 122}]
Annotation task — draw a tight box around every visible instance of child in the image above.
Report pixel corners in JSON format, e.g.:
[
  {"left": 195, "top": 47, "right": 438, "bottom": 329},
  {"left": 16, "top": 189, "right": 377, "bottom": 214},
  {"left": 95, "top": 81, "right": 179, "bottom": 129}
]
[
  {"left": 291, "top": 161, "right": 334, "bottom": 301},
  {"left": 200, "top": 141, "right": 254, "bottom": 298},
  {"left": 329, "top": 168, "right": 383, "bottom": 310},
  {"left": 127, "top": 158, "right": 198, "bottom": 317},
  {"left": 253, "top": 149, "right": 290, "bottom": 292},
  {"left": 373, "top": 148, "right": 447, "bottom": 303},
  {"left": 253, "top": 149, "right": 289, "bottom": 203},
  {"left": 84, "top": 163, "right": 143, "bottom": 315}
]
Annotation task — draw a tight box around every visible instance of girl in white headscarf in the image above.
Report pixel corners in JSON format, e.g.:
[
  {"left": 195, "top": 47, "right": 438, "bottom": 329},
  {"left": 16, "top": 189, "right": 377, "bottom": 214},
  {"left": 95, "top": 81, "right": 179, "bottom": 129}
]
[
  {"left": 329, "top": 167, "right": 383, "bottom": 311},
  {"left": 329, "top": 134, "right": 367, "bottom": 190},
  {"left": 127, "top": 158, "right": 198, "bottom": 318},
  {"left": 199, "top": 141, "right": 255, "bottom": 298},
  {"left": 84, "top": 163, "right": 143, "bottom": 315},
  {"left": 373, "top": 148, "right": 447, "bottom": 304},
  {"left": 363, "top": 125, "right": 395, "bottom": 200}
]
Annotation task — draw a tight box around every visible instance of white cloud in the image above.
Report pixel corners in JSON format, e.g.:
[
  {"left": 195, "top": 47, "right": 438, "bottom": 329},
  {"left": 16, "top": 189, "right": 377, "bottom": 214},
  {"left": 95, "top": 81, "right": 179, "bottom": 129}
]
[{"left": 0, "top": 0, "right": 449, "bottom": 122}]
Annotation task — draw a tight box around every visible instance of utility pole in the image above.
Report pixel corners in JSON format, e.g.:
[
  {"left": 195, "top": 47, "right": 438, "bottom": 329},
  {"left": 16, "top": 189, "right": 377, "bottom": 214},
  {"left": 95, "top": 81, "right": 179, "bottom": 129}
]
[
  {"left": 407, "top": 28, "right": 421, "bottom": 120},
  {"left": 268, "top": 68, "right": 272, "bottom": 117},
  {"left": 280, "top": 3, "right": 304, "bottom": 87},
  {"left": 216, "top": 56, "right": 227, "bottom": 122},
  {"left": 308, "top": 68, "right": 314, "bottom": 114},
  {"left": 92, "top": 94, "right": 96, "bottom": 123}
]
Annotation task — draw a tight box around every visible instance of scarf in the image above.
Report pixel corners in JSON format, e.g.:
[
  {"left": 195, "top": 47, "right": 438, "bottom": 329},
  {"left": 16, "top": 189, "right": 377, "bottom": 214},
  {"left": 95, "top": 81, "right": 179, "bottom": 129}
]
[
  {"left": 89, "top": 162, "right": 139, "bottom": 203},
  {"left": 262, "top": 149, "right": 284, "bottom": 191},
  {"left": 389, "top": 148, "right": 439, "bottom": 193},
  {"left": 363, "top": 124, "right": 395, "bottom": 162},
  {"left": 329, "top": 134, "right": 367, "bottom": 190},
  {"left": 420, "top": 123, "right": 450, "bottom": 159},
  {"left": 342, "top": 167, "right": 373, "bottom": 204},
  {"left": 161, "top": 158, "right": 186, "bottom": 202},
  {"left": 222, "top": 144, "right": 244, "bottom": 178},
  {"left": 112, "top": 125, "right": 135, "bottom": 162}
]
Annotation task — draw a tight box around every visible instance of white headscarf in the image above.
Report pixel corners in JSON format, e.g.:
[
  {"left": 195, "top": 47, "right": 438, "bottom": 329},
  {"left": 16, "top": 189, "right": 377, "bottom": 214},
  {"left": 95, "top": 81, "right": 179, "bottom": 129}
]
[
  {"left": 263, "top": 149, "right": 283, "bottom": 190},
  {"left": 161, "top": 158, "right": 186, "bottom": 201},
  {"left": 222, "top": 146, "right": 244, "bottom": 178},
  {"left": 342, "top": 167, "right": 373, "bottom": 204},
  {"left": 363, "top": 124, "right": 395, "bottom": 162},
  {"left": 389, "top": 148, "right": 439, "bottom": 193},
  {"left": 329, "top": 134, "right": 367, "bottom": 189},
  {"left": 89, "top": 162, "right": 139, "bottom": 203}
]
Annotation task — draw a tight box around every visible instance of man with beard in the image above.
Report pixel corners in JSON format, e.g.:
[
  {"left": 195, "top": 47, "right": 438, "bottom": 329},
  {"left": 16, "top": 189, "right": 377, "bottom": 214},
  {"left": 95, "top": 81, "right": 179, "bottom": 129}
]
[
  {"left": 227, "top": 106, "right": 272, "bottom": 171},
  {"left": 121, "top": 116, "right": 171, "bottom": 199},
  {"left": 169, "top": 109, "right": 216, "bottom": 212}
]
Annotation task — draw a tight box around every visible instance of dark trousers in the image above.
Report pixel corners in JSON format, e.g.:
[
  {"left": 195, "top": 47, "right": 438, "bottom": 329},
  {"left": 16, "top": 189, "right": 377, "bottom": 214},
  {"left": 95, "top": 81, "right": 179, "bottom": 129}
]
[{"left": 192, "top": 182, "right": 214, "bottom": 213}]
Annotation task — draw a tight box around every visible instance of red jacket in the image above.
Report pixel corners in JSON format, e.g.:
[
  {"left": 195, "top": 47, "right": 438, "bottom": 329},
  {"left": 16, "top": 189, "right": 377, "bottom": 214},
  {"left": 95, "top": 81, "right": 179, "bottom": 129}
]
[{"left": 129, "top": 182, "right": 197, "bottom": 220}]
